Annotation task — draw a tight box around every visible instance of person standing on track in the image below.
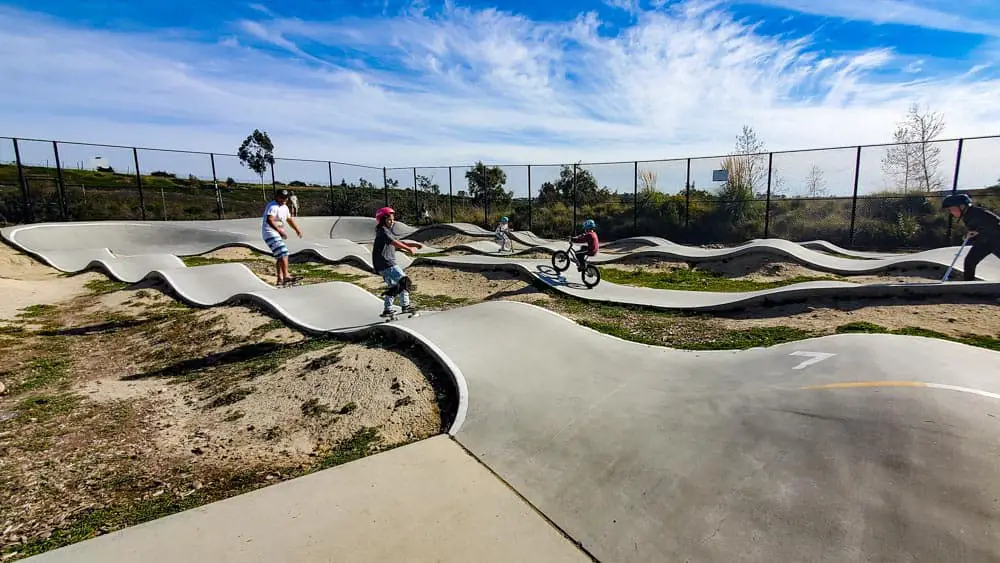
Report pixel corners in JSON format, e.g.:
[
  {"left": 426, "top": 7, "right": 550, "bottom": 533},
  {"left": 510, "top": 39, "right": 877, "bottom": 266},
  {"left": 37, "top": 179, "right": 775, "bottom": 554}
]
[
  {"left": 373, "top": 207, "right": 422, "bottom": 317},
  {"left": 288, "top": 191, "right": 300, "bottom": 217},
  {"left": 942, "top": 193, "right": 1000, "bottom": 281},
  {"left": 262, "top": 189, "right": 303, "bottom": 286}
]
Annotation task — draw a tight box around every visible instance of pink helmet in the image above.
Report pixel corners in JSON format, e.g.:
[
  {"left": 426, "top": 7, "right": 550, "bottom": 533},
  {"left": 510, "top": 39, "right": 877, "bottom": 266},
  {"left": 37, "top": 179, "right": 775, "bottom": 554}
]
[{"left": 375, "top": 206, "right": 395, "bottom": 223}]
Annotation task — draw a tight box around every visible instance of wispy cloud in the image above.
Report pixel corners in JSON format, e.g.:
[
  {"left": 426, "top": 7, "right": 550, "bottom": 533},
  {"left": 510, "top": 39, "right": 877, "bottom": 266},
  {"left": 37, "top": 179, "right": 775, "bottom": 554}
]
[
  {"left": 737, "top": 0, "right": 1000, "bottom": 36},
  {"left": 604, "top": 0, "right": 641, "bottom": 13},
  {"left": 0, "top": 0, "right": 998, "bottom": 176}
]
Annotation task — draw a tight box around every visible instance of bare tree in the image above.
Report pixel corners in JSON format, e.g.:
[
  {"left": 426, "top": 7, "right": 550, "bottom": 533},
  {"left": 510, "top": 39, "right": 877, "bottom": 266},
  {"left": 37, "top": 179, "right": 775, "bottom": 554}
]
[
  {"left": 881, "top": 103, "right": 945, "bottom": 192},
  {"left": 726, "top": 125, "right": 768, "bottom": 192},
  {"left": 637, "top": 169, "right": 658, "bottom": 207},
  {"left": 907, "top": 103, "right": 945, "bottom": 191},
  {"left": 804, "top": 164, "right": 828, "bottom": 198}
]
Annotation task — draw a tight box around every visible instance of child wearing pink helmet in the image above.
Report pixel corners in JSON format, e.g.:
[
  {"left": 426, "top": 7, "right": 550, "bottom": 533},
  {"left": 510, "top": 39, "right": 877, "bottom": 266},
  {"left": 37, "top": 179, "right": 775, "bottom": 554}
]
[{"left": 372, "top": 207, "right": 422, "bottom": 316}]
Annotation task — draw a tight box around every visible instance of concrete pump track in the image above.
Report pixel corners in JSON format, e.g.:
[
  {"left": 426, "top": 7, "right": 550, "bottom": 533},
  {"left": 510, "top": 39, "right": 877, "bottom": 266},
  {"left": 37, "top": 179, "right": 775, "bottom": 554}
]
[{"left": 4, "top": 217, "right": 1000, "bottom": 563}]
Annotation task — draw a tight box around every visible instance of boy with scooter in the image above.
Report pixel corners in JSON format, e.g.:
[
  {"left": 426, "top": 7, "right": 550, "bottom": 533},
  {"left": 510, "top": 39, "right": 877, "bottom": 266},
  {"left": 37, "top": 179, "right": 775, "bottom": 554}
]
[
  {"left": 571, "top": 219, "right": 600, "bottom": 271},
  {"left": 372, "top": 207, "right": 422, "bottom": 317},
  {"left": 942, "top": 193, "right": 1000, "bottom": 280}
]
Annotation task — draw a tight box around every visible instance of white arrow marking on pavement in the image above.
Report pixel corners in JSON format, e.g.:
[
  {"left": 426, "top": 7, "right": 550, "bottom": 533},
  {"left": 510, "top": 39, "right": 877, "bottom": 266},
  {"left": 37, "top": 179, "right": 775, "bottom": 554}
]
[{"left": 789, "top": 351, "right": 836, "bottom": 370}]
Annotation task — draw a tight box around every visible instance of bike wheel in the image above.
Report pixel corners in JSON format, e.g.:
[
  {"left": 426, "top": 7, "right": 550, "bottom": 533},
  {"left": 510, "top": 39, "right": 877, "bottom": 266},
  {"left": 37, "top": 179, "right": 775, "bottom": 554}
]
[
  {"left": 552, "top": 251, "right": 570, "bottom": 272},
  {"left": 582, "top": 265, "right": 601, "bottom": 288}
]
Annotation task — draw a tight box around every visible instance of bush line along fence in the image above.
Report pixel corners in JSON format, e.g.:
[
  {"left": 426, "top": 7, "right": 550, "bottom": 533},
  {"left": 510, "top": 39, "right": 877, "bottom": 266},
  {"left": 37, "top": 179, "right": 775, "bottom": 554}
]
[{"left": 2, "top": 135, "right": 999, "bottom": 251}]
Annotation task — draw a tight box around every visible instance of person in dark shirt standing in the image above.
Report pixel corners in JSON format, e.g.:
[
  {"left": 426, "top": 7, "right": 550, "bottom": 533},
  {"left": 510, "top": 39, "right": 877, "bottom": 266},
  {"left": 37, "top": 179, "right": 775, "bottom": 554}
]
[
  {"left": 942, "top": 193, "right": 1000, "bottom": 280},
  {"left": 372, "top": 207, "right": 422, "bottom": 316}
]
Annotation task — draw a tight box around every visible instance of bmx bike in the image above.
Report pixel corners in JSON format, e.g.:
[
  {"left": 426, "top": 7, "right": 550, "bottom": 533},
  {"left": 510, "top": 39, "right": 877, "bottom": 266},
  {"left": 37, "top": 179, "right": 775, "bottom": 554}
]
[{"left": 551, "top": 239, "right": 601, "bottom": 288}]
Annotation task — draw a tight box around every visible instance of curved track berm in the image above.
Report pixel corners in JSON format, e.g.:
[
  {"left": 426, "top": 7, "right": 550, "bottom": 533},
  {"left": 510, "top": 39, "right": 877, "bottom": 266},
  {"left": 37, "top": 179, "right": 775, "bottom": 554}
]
[{"left": 4, "top": 220, "right": 1000, "bottom": 562}]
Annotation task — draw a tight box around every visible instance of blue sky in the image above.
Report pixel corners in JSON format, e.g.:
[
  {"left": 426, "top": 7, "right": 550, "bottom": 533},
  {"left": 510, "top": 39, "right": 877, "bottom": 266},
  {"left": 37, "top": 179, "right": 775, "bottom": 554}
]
[{"left": 2, "top": 0, "right": 999, "bottom": 194}]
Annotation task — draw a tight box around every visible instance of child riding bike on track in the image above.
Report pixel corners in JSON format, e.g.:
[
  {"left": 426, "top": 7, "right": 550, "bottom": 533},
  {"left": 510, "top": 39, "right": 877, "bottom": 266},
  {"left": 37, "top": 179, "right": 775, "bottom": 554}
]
[{"left": 570, "top": 219, "right": 599, "bottom": 271}]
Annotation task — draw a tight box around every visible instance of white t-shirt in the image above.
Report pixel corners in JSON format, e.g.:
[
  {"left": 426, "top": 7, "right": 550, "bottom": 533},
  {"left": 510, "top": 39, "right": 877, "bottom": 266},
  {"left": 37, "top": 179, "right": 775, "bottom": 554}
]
[{"left": 262, "top": 201, "right": 290, "bottom": 240}]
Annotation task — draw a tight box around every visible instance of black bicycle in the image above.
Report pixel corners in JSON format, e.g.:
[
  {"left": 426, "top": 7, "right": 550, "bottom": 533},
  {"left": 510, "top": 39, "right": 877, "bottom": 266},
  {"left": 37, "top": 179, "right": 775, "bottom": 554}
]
[{"left": 551, "top": 239, "right": 601, "bottom": 288}]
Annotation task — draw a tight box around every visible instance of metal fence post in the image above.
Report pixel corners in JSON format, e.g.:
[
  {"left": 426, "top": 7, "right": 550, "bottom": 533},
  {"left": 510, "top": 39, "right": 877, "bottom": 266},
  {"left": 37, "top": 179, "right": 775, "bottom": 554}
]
[
  {"left": 448, "top": 167, "right": 454, "bottom": 223},
  {"left": 483, "top": 166, "right": 489, "bottom": 227},
  {"left": 572, "top": 163, "right": 578, "bottom": 235},
  {"left": 413, "top": 167, "right": 419, "bottom": 224},
  {"left": 684, "top": 158, "right": 691, "bottom": 232},
  {"left": 763, "top": 152, "right": 773, "bottom": 238},
  {"left": 327, "top": 162, "right": 335, "bottom": 216},
  {"left": 382, "top": 167, "right": 389, "bottom": 206},
  {"left": 848, "top": 146, "right": 861, "bottom": 247},
  {"left": 132, "top": 147, "right": 146, "bottom": 220},
  {"left": 633, "top": 161, "right": 638, "bottom": 235},
  {"left": 270, "top": 165, "right": 276, "bottom": 192},
  {"left": 946, "top": 138, "right": 965, "bottom": 243},
  {"left": 12, "top": 138, "right": 31, "bottom": 223},
  {"left": 527, "top": 165, "right": 532, "bottom": 231},
  {"left": 210, "top": 153, "right": 223, "bottom": 220},
  {"left": 51, "top": 141, "right": 68, "bottom": 220}
]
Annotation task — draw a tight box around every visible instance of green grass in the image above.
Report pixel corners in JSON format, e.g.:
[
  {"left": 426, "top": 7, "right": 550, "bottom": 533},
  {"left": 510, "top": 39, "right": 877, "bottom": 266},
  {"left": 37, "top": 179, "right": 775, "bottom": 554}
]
[
  {"left": 417, "top": 294, "right": 470, "bottom": 309},
  {"left": 0, "top": 324, "right": 27, "bottom": 336},
  {"left": 14, "top": 393, "right": 82, "bottom": 423},
  {"left": 249, "top": 319, "right": 285, "bottom": 337},
  {"left": 181, "top": 256, "right": 232, "bottom": 267},
  {"left": 598, "top": 266, "right": 836, "bottom": 292},
  {"left": 16, "top": 304, "right": 57, "bottom": 319},
  {"left": 579, "top": 319, "right": 814, "bottom": 350},
  {"left": 84, "top": 278, "right": 129, "bottom": 294},
  {"left": 292, "top": 263, "right": 367, "bottom": 283},
  {"left": 836, "top": 322, "right": 1000, "bottom": 352},
  {"left": 315, "top": 427, "right": 381, "bottom": 470},
  {"left": 683, "top": 326, "right": 816, "bottom": 350},
  {"left": 337, "top": 401, "right": 358, "bottom": 415},
  {"left": 15, "top": 357, "right": 72, "bottom": 393},
  {"left": 835, "top": 321, "right": 889, "bottom": 334}
]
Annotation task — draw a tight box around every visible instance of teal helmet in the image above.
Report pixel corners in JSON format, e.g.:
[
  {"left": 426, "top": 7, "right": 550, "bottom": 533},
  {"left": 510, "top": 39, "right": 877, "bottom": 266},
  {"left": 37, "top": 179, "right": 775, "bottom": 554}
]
[
  {"left": 500, "top": 216, "right": 509, "bottom": 223},
  {"left": 942, "top": 193, "right": 972, "bottom": 209},
  {"left": 583, "top": 219, "right": 596, "bottom": 230}
]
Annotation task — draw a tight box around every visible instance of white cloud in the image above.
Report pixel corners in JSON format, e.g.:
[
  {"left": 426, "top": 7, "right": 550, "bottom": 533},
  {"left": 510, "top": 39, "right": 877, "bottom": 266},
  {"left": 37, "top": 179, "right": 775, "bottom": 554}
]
[
  {"left": 737, "top": 0, "right": 1000, "bottom": 36},
  {"left": 1, "top": 0, "right": 999, "bottom": 196},
  {"left": 248, "top": 3, "right": 273, "bottom": 17},
  {"left": 604, "top": 0, "right": 641, "bottom": 13}
]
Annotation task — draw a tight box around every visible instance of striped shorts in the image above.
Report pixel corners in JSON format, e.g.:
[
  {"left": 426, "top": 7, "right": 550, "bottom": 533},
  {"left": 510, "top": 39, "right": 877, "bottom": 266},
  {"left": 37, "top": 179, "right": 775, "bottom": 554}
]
[{"left": 264, "top": 235, "right": 288, "bottom": 259}]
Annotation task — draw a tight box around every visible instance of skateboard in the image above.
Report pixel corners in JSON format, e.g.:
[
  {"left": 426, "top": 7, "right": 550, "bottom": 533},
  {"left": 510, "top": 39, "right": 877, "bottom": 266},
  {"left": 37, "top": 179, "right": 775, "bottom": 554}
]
[{"left": 381, "top": 308, "right": 420, "bottom": 321}]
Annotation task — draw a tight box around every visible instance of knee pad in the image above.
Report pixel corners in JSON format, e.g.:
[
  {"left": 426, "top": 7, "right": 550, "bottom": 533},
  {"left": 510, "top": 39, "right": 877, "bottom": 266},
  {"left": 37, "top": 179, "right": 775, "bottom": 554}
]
[{"left": 398, "top": 276, "right": 413, "bottom": 292}]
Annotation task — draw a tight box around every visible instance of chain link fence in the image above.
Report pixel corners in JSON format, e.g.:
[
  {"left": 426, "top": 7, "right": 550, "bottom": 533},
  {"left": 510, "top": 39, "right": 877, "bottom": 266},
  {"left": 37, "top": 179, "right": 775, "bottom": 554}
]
[{"left": 2, "top": 135, "right": 998, "bottom": 250}]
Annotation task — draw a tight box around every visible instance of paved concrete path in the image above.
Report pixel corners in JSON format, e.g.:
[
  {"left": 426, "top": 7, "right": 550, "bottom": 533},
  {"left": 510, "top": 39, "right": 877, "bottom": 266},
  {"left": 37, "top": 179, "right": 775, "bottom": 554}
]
[
  {"left": 5, "top": 219, "right": 1000, "bottom": 561},
  {"left": 24, "top": 436, "right": 590, "bottom": 563},
  {"left": 424, "top": 255, "right": 1000, "bottom": 311}
]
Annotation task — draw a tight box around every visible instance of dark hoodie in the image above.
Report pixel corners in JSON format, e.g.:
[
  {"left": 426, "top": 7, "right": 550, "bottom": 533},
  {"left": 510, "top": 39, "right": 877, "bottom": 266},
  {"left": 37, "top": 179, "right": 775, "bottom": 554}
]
[{"left": 961, "top": 205, "right": 1000, "bottom": 245}]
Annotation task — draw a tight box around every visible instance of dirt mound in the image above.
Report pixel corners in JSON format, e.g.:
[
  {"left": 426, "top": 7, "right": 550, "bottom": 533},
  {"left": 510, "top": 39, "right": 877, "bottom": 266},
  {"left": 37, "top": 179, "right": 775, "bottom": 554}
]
[{"left": 0, "top": 279, "right": 454, "bottom": 556}]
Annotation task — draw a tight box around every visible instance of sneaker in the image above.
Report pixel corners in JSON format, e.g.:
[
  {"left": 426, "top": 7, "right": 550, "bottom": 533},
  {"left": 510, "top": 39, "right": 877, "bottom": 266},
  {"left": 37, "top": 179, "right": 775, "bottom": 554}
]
[
  {"left": 401, "top": 305, "right": 417, "bottom": 314},
  {"left": 380, "top": 309, "right": 395, "bottom": 317}
]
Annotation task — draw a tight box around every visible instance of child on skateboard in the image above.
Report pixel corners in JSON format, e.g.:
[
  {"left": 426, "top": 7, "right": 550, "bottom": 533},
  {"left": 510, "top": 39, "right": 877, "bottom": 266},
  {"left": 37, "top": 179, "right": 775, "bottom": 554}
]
[
  {"left": 262, "top": 189, "right": 303, "bottom": 286},
  {"left": 942, "top": 193, "right": 1000, "bottom": 280},
  {"left": 571, "top": 219, "right": 599, "bottom": 271},
  {"left": 373, "top": 207, "right": 422, "bottom": 317}
]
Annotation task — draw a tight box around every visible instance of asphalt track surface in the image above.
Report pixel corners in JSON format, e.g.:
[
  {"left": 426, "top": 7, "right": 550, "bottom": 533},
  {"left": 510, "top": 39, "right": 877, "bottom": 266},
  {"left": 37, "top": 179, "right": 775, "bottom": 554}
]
[{"left": 4, "top": 218, "right": 1000, "bottom": 562}]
